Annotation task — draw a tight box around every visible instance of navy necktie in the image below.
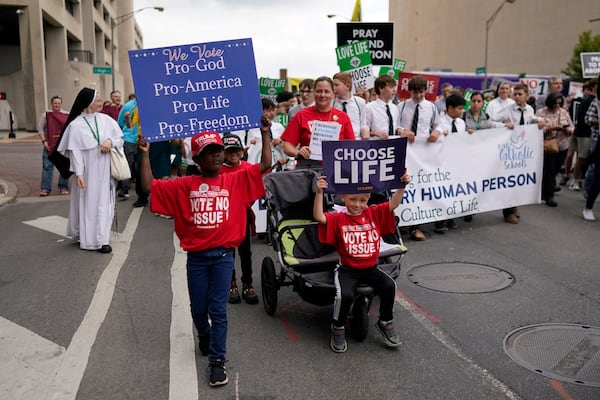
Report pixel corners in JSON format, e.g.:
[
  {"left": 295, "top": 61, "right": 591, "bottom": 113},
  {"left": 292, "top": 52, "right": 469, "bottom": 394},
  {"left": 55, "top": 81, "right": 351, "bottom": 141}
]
[
  {"left": 518, "top": 108, "right": 525, "bottom": 125},
  {"left": 451, "top": 119, "right": 457, "bottom": 132},
  {"left": 411, "top": 104, "right": 420, "bottom": 135},
  {"left": 342, "top": 101, "right": 347, "bottom": 113},
  {"left": 386, "top": 104, "right": 394, "bottom": 137}
]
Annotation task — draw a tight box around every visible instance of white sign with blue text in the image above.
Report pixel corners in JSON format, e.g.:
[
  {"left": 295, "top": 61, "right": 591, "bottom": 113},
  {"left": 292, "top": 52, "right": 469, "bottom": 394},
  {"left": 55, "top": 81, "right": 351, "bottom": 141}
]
[
  {"left": 397, "top": 125, "right": 543, "bottom": 226},
  {"left": 129, "top": 38, "right": 263, "bottom": 142}
]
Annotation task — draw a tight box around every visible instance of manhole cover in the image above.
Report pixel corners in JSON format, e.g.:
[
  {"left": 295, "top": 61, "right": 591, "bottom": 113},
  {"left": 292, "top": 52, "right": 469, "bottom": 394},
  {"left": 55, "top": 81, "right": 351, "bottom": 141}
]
[
  {"left": 406, "top": 262, "right": 514, "bottom": 293},
  {"left": 504, "top": 323, "right": 600, "bottom": 387}
]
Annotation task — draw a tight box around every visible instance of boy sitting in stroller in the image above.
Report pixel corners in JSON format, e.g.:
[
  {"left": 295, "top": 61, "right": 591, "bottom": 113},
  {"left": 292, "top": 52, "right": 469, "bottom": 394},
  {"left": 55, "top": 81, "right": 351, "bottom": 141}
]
[{"left": 313, "top": 171, "right": 410, "bottom": 353}]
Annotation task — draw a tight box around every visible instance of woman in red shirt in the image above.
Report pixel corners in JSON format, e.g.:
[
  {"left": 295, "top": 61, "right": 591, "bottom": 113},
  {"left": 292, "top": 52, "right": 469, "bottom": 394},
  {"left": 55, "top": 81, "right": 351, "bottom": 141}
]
[{"left": 282, "top": 76, "right": 355, "bottom": 165}]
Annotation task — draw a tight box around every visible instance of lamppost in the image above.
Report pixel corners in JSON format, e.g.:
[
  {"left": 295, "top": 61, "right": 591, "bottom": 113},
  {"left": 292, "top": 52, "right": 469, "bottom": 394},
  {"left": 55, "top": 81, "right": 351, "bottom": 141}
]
[
  {"left": 111, "top": 6, "right": 164, "bottom": 92},
  {"left": 483, "top": 0, "right": 516, "bottom": 89},
  {"left": 327, "top": 14, "right": 351, "bottom": 21}
]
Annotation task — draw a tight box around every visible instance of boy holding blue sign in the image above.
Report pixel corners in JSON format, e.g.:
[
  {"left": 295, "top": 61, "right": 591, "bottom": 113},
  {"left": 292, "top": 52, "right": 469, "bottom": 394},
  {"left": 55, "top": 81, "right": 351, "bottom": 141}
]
[
  {"left": 139, "top": 118, "right": 272, "bottom": 387},
  {"left": 313, "top": 171, "right": 410, "bottom": 353}
]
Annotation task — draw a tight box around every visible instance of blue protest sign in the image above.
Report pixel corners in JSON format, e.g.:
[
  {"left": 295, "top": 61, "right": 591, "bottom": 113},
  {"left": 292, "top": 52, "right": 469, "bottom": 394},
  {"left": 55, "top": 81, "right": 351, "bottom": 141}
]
[
  {"left": 129, "top": 38, "right": 263, "bottom": 142},
  {"left": 322, "top": 137, "right": 407, "bottom": 194}
]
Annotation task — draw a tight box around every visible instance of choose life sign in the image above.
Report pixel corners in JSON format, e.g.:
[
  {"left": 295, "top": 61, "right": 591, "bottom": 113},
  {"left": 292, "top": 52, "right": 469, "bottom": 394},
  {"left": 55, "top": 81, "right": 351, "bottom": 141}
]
[
  {"left": 129, "top": 38, "right": 263, "bottom": 142},
  {"left": 336, "top": 40, "right": 375, "bottom": 92},
  {"left": 322, "top": 137, "right": 407, "bottom": 194}
]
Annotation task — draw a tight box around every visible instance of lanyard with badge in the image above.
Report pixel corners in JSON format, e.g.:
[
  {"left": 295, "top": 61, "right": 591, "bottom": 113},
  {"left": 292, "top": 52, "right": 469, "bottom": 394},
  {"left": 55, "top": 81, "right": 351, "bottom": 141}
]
[{"left": 83, "top": 115, "right": 100, "bottom": 144}]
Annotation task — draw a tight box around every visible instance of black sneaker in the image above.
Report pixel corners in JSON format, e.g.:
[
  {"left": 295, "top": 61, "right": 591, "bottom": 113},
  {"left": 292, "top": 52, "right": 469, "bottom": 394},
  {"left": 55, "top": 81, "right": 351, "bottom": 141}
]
[
  {"left": 198, "top": 332, "right": 210, "bottom": 356},
  {"left": 434, "top": 222, "right": 448, "bottom": 234},
  {"left": 207, "top": 359, "right": 228, "bottom": 387},
  {"left": 229, "top": 281, "right": 241, "bottom": 304},
  {"left": 330, "top": 325, "right": 347, "bottom": 353},
  {"left": 242, "top": 283, "right": 259, "bottom": 304},
  {"left": 375, "top": 321, "right": 401, "bottom": 348},
  {"left": 133, "top": 198, "right": 148, "bottom": 208},
  {"left": 559, "top": 175, "right": 569, "bottom": 186}
]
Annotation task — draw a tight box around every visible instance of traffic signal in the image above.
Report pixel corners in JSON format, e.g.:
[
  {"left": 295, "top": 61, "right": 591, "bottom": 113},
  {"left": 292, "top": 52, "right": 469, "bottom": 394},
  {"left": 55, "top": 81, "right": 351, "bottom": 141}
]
[{"left": 0, "top": 92, "right": 7, "bottom": 100}]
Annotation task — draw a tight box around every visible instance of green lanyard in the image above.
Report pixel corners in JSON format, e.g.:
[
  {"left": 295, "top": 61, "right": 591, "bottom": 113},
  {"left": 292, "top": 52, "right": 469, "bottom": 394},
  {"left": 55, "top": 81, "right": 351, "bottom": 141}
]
[{"left": 83, "top": 115, "right": 100, "bottom": 144}]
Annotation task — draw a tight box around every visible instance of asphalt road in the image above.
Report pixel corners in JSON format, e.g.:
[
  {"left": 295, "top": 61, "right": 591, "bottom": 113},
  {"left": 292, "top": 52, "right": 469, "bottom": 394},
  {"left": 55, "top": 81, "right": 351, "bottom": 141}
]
[{"left": 1, "top": 137, "right": 599, "bottom": 400}]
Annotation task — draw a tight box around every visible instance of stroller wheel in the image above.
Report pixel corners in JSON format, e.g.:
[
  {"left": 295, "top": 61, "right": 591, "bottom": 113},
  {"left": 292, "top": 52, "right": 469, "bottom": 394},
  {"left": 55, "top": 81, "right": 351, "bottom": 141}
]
[
  {"left": 261, "top": 257, "right": 278, "bottom": 315},
  {"left": 350, "top": 295, "right": 370, "bottom": 342}
]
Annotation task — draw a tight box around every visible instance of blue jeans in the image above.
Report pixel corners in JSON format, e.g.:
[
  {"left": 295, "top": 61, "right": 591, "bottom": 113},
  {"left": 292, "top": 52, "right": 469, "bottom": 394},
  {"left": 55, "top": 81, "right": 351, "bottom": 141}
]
[
  {"left": 41, "top": 148, "right": 68, "bottom": 191},
  {"left": 187, "top": 247, "right": 234, "bottom": 361}
]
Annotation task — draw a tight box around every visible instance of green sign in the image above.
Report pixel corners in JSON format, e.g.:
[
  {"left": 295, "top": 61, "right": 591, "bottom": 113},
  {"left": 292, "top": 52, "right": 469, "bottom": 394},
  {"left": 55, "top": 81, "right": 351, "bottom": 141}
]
[
  {"left": 259, "top": 77, "right": 287, "bottom": 99},
  {"left": 335, "top": 40, "right": 374, "bottom": 91},
  {"left": 93, "top": 66, "right": 113, "bottom": 75},
  {"left": 378, "top": 58, "right": 407, "bottom": 80},
  {"left": 475, "top": 67, "right": 486, "bottom": 75},
  {"left": 274, "top": 113, "right": 288, "bottom": 128},
  {"left": 336, "top": 40, "right": 372, "bottom": 71}
]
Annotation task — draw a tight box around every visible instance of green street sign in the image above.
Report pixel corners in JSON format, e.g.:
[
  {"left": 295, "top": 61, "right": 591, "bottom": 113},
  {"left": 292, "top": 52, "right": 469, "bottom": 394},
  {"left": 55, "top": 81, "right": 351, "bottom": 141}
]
[
  {"left": 475, "top": 67, "right": 486, "bottom": 75},
  {"left": 93, "top": 66, "right": 112, "bottom": 75}
]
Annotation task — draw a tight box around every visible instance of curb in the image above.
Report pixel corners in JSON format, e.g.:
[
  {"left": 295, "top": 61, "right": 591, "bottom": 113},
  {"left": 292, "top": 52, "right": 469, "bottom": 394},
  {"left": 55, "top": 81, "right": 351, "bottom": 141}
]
[{"left": 0, "top": 178, "right": 18, "bottom": 207}]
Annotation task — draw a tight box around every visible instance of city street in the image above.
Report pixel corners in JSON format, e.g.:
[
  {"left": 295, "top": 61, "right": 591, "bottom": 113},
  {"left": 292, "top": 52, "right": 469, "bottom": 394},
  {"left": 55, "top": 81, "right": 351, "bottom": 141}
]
[{"left": 1, "top": 137, "right": 599, "bottom": 400}]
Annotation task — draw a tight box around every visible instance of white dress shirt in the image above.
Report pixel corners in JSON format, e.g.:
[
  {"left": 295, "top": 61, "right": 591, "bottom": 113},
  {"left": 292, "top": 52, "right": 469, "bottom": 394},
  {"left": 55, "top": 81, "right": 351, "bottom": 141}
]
[
  {"left": 333, "top": 96, "right": 366, "bottom": 139},
  {"left": 363, "top": 98, "right": 400, "bottom": 137},
  {"left": 398, "top": 98, "right": 443, "bottom": 137}
]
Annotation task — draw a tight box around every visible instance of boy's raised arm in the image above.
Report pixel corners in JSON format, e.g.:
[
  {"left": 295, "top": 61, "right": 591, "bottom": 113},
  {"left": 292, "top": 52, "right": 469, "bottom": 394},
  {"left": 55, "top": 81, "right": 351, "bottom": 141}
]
[
  {"left": 258, "top": 116, "right": 273, "bottom": 173},
  {"left": 313, "top": 176, "right": 328, "bottom": 224}
]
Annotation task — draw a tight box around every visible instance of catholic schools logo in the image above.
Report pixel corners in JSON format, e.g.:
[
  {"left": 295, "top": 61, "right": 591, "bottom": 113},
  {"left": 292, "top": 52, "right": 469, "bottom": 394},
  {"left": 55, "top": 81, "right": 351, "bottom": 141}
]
[{"left": 498, "top": 127, "right": 534, "bottom": 170}]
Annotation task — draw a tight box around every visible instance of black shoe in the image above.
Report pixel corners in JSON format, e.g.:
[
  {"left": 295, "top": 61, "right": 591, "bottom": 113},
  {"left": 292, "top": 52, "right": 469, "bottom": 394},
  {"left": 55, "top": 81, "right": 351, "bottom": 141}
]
[
  {"left": 559, "top": 176, "right": 569, "bottom": 186},
  {"left": 198, "top": 332, "right": 210, "bottom": 356},
  {"left": 242, "top": 283, "right": 259, "bottom": 304},
  {"left": 463, "top": 215, "right": 473, "bottom": 222},
  {"left": 229, "top": 281, "right": 241, "bottom": 304},
  {"left": 554, "top": 186, "right": 562, "bottom": 192},
  {"left": 545, "top": 198, "right": 558, "bottom": 207},
  {"left": 446, "top": 219, "right": 457, "bottom": 229},
  {"left": 97, "top": 245, "right": 112, "bottom": 253},
  {"left": 133, "top": 198, "right": 148, "bottom": 208},
  {"left": 207, "top": 359, "right": 228, "bottom": 387},
  {"left": 434, "top": 222, "right": 448, "bottom": 234},
  {"left": 375, "top": 320, "right": 402, "bottom": 348}
]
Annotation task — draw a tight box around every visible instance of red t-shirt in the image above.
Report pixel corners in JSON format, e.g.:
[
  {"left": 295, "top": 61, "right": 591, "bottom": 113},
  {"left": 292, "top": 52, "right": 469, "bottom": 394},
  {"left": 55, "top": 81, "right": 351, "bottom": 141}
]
[
  {"left": 150, "top": 164, "right": 265, "bottom": 252},
  {"left": 318, "top": 202, "right": 396, "bottom": 269},
  {"left": 220, "top": 160, "right": 256, "bottom": 208},
  {"left": 281, "top": 106, "right": 355, "bottom": 148}
]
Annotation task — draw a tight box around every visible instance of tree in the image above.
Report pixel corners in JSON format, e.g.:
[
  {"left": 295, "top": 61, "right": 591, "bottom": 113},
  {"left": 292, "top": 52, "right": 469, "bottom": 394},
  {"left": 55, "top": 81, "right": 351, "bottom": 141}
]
[{"left": 562, "top": 30, "right": 600, "bottom": 81}]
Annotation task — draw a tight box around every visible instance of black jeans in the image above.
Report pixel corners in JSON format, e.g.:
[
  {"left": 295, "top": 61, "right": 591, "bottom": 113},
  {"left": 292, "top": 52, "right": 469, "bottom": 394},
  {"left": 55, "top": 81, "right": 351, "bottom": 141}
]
[
  {"left": 232, "top": 208, "right": 253, "bottom": 285},
  {"left": 332, "top": 265, "right": 396, "bottom": 327}
]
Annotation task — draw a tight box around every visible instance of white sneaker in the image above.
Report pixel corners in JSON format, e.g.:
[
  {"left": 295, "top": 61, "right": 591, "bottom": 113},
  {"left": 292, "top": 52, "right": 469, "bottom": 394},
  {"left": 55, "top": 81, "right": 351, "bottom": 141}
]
[
  {"left": 569, "top": 181, "right": 581, "bottom": 191},
  {"left": 582, "top": 209, "right": 596, "bottom": 221}
]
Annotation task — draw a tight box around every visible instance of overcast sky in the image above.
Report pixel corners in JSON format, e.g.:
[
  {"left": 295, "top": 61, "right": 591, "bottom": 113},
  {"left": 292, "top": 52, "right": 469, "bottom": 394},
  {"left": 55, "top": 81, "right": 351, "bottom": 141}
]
[{"left": 132, "top": 0, "right": 389, "bottom": 80}]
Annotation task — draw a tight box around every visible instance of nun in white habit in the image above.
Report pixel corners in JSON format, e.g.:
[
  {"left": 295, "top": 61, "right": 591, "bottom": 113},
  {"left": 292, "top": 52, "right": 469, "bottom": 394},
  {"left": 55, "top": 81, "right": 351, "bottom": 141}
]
[{"left": 58, "top": 88, "right": 124, "bottom": 253}]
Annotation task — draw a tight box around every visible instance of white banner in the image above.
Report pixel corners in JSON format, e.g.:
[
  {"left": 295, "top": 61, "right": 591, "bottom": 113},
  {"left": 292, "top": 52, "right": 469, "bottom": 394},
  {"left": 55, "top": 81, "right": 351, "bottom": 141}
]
[{"left": 396, "top": 125, "right": 543, "bottom": 226}]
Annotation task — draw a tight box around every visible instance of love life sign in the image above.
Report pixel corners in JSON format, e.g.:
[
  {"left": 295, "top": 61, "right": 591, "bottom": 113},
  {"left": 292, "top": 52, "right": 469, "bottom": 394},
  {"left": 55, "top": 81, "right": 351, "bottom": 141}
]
[
  {"left": 322, "top": 137, "right": 407, "bottom": 194},
  {"left": 128, "top": 38, "right": 263, "bottom": 142},
  {"left": 336, "top": 40, "right": 375, "bottom": 92}
]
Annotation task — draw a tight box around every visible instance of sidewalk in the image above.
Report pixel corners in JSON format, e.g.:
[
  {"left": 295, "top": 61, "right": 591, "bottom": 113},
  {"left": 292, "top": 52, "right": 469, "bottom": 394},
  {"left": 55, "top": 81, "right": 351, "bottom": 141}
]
[{"left": 0, "top": 130, "right": 48, "bottom": 204}]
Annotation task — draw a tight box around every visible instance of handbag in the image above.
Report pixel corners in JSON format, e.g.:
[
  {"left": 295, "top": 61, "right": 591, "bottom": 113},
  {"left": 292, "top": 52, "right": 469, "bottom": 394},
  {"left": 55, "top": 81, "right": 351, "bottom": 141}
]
[
  {"left": 543, "top": 138, "right": 559, "bottom": 154},
  {"left": 110, "top": 148, "right": 131, "bottom": 180}
]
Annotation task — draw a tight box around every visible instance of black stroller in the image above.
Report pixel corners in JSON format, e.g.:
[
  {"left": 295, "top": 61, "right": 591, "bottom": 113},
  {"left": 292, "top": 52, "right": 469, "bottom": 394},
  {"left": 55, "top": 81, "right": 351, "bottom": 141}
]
[{"left": 260, "top": 168, "right": 407, "bottom": 340}]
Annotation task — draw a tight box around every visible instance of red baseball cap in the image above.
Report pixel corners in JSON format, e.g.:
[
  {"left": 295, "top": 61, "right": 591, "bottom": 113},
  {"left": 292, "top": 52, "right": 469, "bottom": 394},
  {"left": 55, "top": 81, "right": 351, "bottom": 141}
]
[{"left": 191, "top": 132, "right": 224, "bottom": 156}]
